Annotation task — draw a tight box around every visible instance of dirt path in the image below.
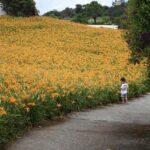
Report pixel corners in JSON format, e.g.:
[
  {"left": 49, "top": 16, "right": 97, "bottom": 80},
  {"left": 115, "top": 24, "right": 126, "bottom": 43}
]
[{"left": 8, "top": 94, "right": 150, "bottom": 150}]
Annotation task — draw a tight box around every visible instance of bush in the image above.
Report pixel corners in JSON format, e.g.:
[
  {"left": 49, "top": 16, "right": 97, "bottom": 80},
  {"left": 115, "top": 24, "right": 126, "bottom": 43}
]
[
  {"left": 72, "top": 14, "right": 88, "bottom": 24},
  {"left": 126, "top": 0, "right": 150, "bottom": 65},
  {"left": 0, "top": 0, "right": 38, "bottom": 16}
]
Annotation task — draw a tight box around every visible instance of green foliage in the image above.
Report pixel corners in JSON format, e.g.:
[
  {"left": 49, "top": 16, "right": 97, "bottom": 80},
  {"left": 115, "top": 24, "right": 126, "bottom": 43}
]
[
  {"left": 0, "top": 114, "right": 26, "bottom": 144},
  {"left": 0, "top": 0, "right": 38, "bottom": 16},
  {"left": 44, "top": 8, "right": 75, "bottom": 19},
  {"left": 44, "top": 10, "right": 62, "bottom": 19},
  {"left": 88, "top": 16, "right": 112, "bottom": 25},
  {"left": 112, "top": 16, "right": 127, "bottom": 28},
  {"left": 43, "top": 1, "right": 127, "bottom": 27},
  {"left": 126, "top": 0, "right": 150, "bottom": 65},
  {"left": 108, "top": 3, "right": 128, "bottom": 28},
  {"left": 85, "top": 1, "right": 103, "bottom": 24},
  {"left": 72, "top": 14, "right": 88, "bottom": 24},
  {"left": 108, "top": 3, "right": 127, "bottom": 17},
  {"left": 61, "top": 7, "right": 75, "bottom": 18},
  {"left": 75, "top": 4, "right": 84, "bottom": 14}
]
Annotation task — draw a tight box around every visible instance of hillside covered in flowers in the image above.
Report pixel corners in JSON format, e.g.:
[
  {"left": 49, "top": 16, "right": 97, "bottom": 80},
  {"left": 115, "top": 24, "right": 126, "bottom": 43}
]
[{"left": 0, "top": 16, "right": 148, "bottom": 144}]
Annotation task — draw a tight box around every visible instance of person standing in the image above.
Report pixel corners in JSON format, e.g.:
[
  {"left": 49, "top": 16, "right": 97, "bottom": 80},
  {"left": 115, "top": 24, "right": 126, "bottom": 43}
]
[{"left": 120, "top": 77, "right": 128, "bottom": 103}]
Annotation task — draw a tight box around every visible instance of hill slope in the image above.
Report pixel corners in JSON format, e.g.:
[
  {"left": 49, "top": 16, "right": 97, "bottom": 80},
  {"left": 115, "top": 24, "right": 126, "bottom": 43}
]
[{"left": 0, "top": 17, "right": 146, "bottom": 89}]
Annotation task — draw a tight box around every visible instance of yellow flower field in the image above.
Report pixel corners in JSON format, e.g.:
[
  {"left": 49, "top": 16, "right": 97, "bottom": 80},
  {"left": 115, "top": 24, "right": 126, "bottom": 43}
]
[
  {"left": 0, "top": 16, "right": 149, "bottom": 144},
  {"left": 0, "top": 17, "right": 147, "bottom": 92}
]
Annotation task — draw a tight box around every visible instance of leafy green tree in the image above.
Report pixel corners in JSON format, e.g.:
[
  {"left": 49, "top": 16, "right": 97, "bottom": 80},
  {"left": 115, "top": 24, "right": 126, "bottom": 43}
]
[
  {"left": 72, "top": 14, "right": 88, "bottom": 24},
  {"left": 85, "top": 1, "right": 103, "bottom": 24},
  {"left": 61, "top": 7, "right": 75, "bottom": 18},
  {"left": 0, "top": 0, "right": 38, "bottom": 16},
  {"left": 75, "top": 4, "right": 84, "bottom": 14},
  {"left": 43, "top": 10, "right": 62, "bottom": 18},
  {"left": 127, "top": 0, "right": 150, "bottom": 77},
  {"left": 108, "top": 3, "right": 127, "bottom": 17},
  {"left": 102, "top": 6, "right": 109, "bottom": 16}
]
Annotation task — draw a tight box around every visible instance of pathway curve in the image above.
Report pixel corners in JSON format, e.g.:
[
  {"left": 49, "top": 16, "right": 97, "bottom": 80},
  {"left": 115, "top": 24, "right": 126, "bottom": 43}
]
[{"left": 8, "top": 94, "right": 150, "bottom": 150}]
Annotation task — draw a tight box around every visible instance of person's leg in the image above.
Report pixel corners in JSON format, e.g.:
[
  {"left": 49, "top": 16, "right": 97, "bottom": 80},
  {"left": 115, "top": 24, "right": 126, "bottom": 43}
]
[
  {"left": 125, "top": 95, "right": 128, "bottom": 103},
  {"left": 121, "top": 96, "right": 125, "bottom": 103}
]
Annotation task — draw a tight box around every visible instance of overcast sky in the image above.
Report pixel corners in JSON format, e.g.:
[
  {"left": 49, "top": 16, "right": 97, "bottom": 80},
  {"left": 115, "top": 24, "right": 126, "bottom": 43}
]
[{"left": 35, "top": 0, "right": 115, "bottom": 15}]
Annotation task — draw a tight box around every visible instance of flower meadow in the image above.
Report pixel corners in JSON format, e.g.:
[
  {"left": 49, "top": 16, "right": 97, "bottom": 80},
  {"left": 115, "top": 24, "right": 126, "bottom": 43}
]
[{"left": 0, "top": 17, "right": 149, "bottom": 144}]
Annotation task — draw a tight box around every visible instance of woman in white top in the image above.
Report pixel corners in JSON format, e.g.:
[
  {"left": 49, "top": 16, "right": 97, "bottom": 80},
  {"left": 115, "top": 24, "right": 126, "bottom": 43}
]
[{"left": 120, "top": 77, "right": 128, "bottom": 103}]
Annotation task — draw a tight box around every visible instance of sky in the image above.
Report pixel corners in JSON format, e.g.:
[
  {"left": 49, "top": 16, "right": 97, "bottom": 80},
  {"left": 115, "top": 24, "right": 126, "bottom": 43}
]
[{"left": 35, "top": 0, "right": 115, "bottom": 15}]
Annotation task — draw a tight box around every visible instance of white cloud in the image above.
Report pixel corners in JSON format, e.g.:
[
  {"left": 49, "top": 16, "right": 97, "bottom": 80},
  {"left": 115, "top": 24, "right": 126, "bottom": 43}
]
[{"left": 35, "top": 0, "right": 114, "bottom": 15}]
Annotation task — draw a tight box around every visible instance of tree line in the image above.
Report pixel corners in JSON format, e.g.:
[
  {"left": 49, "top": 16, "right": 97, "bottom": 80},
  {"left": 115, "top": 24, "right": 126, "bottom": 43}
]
[
  {"left": 44, "top": 1, "right": 128, "bottom": 28},
  {"left": 0, "top": 0, "right": 127, "bottom": 28}
]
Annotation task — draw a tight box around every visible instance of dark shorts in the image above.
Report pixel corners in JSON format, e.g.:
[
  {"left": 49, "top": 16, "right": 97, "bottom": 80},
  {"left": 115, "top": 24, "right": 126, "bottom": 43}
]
[{"left": 121, "top": 93, "right": 127, "bottom": 98}]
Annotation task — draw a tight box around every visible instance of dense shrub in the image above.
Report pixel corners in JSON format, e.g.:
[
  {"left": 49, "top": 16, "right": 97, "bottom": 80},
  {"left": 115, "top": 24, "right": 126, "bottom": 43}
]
[
  {"left": 126, "top": 0, "right": 150, "bottom": 71},
  {"left": 0, "top": 0, "right": 38, "bottom": 16},
  {"left": 72, "top": 14, "right": 88, "bottom": 24}
]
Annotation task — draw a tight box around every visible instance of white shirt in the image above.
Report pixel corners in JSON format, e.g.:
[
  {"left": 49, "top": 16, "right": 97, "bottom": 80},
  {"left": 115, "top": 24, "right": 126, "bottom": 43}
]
[{"left": 121, "top": 83, "right": 128, "bottom": 94}]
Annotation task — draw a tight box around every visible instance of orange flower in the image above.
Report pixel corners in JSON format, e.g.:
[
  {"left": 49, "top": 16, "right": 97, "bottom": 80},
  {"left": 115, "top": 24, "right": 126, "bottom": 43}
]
[
  {"left": 47, "top": 87, "right": 54, "bottom": 93},
  {"left": 1, "top": 95, "right": 6, "bottom": 101},
  {"left": 9, "top": 96, "right": 17, "bottom": 103},
  {"left": 51, "top": 93, "right": 60, "bottom": 98},
  {"left": 70, "top": 88, "right": 75, "bottom": 92},
  {"left": 5, "top": 79, "right": 11, "bottom": 85}
]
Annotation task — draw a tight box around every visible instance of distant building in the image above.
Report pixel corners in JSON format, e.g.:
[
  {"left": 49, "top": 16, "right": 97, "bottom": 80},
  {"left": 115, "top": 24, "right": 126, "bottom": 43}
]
[
  {"left": 113, "top": 0, "right": 125, "bottom": 6},
  {"left": 0, "top": 3, "right": 6, "bottom": 16}
]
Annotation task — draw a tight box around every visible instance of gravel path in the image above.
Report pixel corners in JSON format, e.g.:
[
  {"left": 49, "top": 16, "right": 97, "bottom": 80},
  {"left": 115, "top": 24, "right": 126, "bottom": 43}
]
[{"left": 8, "top": 94, "right": 150, "bottom": 150}]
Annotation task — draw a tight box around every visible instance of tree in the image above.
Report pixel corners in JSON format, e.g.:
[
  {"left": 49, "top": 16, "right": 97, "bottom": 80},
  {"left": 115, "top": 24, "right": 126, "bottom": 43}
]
[
  {"left": 85, "top": 1, "right": 103, "bottom": 24},
  {"left": 72, "top": 13, "right": 88, "bottom": 24},
  {"left": 75, "top": 4, "right": 84, "bottom": 14},
  {"left": 61, "top": 7, "right": 75, "bottom": 18},
  {"left": 0, "top": 0, "right": 38, "bottom": 16},
  {"left": 126, "top": 0, "right": 150, "bottom": 76},
  {"left": 102, "top": 6, "right": 109, "bottom": 16},
  {"left": 43, "top": 10, "right": 62, "bottom": 18},
  {"left": 108, "top": 3, "right": 127, "bottom": 17}
]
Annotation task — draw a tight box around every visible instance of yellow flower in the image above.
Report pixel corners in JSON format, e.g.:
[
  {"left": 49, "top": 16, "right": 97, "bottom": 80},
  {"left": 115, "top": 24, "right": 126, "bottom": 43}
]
[
  {"left": 22, "top": 95, "right": 29, "bottom": 101},
  {"left": 51, "top": 93, "right": 60, "bottom": 98},
  {"left": 0, "top": 107, "right": 7, "bottom": 116},
  {"left": 27, "top": 102, "right": 36, "bottom": 107}
]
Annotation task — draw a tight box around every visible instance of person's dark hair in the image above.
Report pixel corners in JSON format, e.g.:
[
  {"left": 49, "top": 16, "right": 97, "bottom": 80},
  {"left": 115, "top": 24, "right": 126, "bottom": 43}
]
[{"left": 120, "top": 77, "right": 126, "bottom": 82}]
